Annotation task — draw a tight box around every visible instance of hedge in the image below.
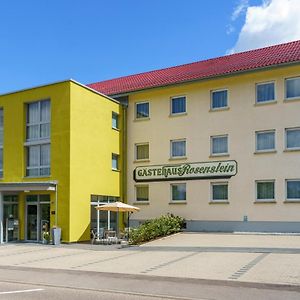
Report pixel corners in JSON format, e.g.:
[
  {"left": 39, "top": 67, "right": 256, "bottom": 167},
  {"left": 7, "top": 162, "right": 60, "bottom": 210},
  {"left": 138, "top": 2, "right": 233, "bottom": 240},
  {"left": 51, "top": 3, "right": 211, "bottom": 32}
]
[{"left": 129, "top": 214, "right": 184, "bottom": 245}]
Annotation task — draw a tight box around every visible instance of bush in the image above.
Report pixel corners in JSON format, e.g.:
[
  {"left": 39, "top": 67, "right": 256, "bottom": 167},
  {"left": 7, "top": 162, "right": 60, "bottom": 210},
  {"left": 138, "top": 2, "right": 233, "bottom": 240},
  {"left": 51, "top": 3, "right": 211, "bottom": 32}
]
[{"left": 129, "top": 214, "right": 184, "bottom": 245}]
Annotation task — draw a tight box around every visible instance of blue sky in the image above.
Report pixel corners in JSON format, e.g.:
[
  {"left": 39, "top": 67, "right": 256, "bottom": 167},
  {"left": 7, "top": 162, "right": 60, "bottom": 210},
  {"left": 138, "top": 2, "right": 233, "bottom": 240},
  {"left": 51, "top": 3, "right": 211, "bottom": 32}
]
[{"left": 0, "top": 0, "right": 297, "bottom": 94}]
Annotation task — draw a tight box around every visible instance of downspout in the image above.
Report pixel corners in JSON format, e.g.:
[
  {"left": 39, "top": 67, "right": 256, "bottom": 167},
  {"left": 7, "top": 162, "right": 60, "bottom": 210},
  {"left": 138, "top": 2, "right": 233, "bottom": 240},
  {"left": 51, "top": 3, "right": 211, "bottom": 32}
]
[{"left": 122, "top": 101, "right": 128, "bottom": 227}]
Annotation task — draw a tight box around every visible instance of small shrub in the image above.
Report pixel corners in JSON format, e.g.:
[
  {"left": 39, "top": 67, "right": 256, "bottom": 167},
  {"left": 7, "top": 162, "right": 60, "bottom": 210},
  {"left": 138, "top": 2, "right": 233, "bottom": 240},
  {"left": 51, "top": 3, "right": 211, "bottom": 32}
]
[{"left": 129, "top": 214, "right": 184, "bottom": 245}]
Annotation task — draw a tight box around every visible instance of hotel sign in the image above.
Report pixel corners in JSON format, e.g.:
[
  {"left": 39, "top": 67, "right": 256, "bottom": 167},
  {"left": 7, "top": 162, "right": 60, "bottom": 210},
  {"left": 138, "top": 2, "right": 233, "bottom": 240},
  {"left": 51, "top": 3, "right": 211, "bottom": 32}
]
[{"left": 134, "top": 160, "right": 237, "bottom": 182}]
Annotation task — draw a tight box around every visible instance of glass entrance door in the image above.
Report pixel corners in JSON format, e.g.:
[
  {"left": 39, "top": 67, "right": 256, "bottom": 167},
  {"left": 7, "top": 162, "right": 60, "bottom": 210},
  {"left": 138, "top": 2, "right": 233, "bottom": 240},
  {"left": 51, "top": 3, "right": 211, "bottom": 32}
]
[
  {"left": 27, "top": 204, "right": 38, "bottom": 241},
  {"left": 3, "top": 195, "right": 19, "bottom": 242},
  {"left": 26, "top": 195, "right": 50, "bottom": 242}
]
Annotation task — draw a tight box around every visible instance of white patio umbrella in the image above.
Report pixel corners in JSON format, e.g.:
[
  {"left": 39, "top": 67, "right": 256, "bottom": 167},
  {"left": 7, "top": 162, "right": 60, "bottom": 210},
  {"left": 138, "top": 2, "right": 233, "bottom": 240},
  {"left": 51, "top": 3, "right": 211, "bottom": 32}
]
[{"left": 95, "top": 202, "right": 140, "bottom": 238}]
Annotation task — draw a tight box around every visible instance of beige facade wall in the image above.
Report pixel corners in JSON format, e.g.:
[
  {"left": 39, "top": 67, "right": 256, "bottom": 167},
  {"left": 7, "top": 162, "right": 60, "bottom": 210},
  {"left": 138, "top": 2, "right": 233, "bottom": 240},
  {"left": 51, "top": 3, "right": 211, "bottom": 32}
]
[{"left": 126, "top": 65, "right": 300, "bottom": 227}]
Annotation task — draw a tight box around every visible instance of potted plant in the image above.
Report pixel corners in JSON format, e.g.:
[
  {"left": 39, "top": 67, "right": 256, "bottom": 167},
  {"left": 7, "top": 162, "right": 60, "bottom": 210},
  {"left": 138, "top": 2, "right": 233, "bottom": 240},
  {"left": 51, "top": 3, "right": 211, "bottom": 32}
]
[{"left": 42, "top": 231, "right": 50, "bottom": 244}]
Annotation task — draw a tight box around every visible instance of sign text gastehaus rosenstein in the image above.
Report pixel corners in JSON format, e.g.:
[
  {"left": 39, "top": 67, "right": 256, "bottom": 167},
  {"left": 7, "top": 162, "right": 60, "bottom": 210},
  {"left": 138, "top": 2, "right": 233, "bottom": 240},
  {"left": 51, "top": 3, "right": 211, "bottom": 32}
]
[{"left": 134, "top": 160, "right": 237, "bottom": 182}]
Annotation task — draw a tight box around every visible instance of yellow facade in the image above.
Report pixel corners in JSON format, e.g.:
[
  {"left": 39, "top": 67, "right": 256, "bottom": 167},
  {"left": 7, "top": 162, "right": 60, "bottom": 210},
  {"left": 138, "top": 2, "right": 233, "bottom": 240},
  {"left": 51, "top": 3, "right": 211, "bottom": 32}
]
[{"left": 0, "top": 80, "right": 122, "bottom": 242}]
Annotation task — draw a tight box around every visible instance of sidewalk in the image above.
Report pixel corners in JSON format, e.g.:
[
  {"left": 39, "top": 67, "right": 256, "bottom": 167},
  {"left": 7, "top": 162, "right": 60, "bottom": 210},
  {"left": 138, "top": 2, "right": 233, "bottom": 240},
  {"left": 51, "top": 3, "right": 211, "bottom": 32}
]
[{"left": 0, "top": 232, "right": 300, "bottom": 287}]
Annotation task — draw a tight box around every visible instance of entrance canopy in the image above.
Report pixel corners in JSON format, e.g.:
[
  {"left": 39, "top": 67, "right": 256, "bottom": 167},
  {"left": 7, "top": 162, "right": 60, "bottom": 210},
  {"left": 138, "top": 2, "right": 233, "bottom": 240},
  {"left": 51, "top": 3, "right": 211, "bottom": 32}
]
[{"left": 0, "top": 181, "right": 57, "bottom": 192}]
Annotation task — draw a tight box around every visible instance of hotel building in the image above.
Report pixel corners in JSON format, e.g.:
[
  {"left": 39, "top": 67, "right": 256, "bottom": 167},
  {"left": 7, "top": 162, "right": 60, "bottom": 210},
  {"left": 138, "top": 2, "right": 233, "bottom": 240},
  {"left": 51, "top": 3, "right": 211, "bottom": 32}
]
[
  {"left": 0, "top": 40, "right": 300, "bottom": 243},
  {"left": 90, "top": 40, "right": 300, "bottom": 233}
]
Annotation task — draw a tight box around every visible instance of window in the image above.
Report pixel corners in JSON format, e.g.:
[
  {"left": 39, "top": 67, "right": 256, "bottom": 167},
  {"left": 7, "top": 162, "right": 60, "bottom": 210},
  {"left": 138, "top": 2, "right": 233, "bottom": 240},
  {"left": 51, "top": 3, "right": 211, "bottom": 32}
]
[
  {"left": 26, "top": 99, "right": 50, "bottom": 141},
  {"left": 170, "top": 139, "right": 186, "bottom": 158},
  {"left": 256, "top": 180, "right": 275, "bottom": 201},
  {"left": 112, "top": 153, "right": 119, "bottom": 170},
  {"left": 286, "top": 180, "right": 300, "bottom": 201},
  {"left": 171, "top": 96, "right": 186, "bottom": 115},
  {"left": 256, "top": 130, "right": 275, "bottom": 152},
  {"left": 135, "top": 185, "right": 149, "bottom": 202},
  {"left": 256, "top": 82, "right": 275, "bottom": 103},
  {"left": 286, "top": 127, "right": 300, "bottom": 150},
  {"left": 136, "top": 102, "right": 149, "bottom": 119},
  {"left": 211, "top": 90, "right": 228, "bottom": 109},
  {"left": 26, "top": 144, "right": 50, "bottom": 176},
  {"left": 211, "top": 182, "right": 228, "bottom": 201},
  {"left": 211, "top": 135, "right": 228, "bottom": 155},
  {"left": 0, "top": 109, "right": 3, "bottom": 177},
  {"left": 26, "top": 100, "right": 51, "bottom": 177},
  {"left": 286, "top": 77, "right": 300, "bottom": 99},
  {"left": 135, "top": 143, "right": 149, "bottom": 160},
  {"left": 112, "top": 112, "right": 119, "bottom": 129},
  {"left": 171, "top": 183, "right": 186, "bottom": 201}
]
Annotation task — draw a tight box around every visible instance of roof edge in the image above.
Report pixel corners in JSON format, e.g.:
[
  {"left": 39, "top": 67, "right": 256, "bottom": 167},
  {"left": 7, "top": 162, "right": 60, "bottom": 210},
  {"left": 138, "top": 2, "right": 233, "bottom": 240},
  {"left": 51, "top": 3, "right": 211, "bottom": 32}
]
[
  {"left": 105, "top": 60, "right": 300, "bottom": 97},
  {"left": 0, "top": 79, "right": 120, "bottom": 105}
]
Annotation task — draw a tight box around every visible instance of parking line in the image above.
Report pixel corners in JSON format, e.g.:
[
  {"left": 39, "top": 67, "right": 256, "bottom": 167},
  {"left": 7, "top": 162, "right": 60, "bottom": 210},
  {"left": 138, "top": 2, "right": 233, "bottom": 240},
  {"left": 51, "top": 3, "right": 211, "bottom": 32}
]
[{"left": 0, "top": 288, "right": 44, "bottom": 295}]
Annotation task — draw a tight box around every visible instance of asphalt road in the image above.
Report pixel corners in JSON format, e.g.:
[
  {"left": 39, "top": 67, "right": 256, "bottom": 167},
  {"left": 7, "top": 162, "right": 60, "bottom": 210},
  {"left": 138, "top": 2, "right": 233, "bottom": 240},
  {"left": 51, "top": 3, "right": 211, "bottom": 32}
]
[{"left": 0, "top": 267, "right": 299, "bottom": 300}]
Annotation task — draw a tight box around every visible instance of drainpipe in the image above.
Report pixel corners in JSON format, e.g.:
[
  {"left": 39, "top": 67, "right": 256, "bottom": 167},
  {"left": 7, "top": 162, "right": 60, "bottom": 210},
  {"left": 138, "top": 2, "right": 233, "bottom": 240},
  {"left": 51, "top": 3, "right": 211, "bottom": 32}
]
[
  {"left": 122, "top": 101, "right": 128, "bottom": 225},
  {"left": 55, "top": 183, "right": 58, "bottom": 226},
  {"left": 0, "top": 192, "right": 3, "bottom": 244}
]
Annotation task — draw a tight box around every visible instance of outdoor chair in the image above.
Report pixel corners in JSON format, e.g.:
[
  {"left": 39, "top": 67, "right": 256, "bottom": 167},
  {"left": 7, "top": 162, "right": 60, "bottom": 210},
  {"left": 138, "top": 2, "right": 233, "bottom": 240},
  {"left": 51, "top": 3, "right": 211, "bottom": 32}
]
[
  {"left": 106, "top": 230, "right": 118, "bottom": 244},
  {"left": 91, "top": 228, "right": 105, "bottom": 244}
]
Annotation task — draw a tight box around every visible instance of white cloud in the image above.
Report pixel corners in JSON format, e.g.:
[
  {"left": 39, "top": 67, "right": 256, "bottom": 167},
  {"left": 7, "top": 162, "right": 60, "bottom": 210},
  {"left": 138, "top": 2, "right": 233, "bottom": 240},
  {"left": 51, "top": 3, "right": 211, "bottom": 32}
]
[
  {"left": 231, "top": 0, "right": 249, "bottom": 21},
  {"left": 226, "top": 24, "right": 235, "bottom": 35},
  {"left": 229, "top": 0, "right": 300, "bottom": 53}
]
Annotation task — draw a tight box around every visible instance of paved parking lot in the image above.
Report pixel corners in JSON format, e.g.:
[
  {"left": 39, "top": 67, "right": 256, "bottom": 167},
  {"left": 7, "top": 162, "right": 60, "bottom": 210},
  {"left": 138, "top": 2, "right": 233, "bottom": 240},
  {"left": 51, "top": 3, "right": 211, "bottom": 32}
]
[{"left": 0, "top": 232, "right": 300, "bottom": 287}]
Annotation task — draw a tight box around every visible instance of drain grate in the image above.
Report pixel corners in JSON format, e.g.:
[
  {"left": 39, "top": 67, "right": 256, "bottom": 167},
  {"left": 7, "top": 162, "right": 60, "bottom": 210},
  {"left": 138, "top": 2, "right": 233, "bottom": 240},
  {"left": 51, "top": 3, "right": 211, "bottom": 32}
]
[{"left": 228, "top": 253, "right": 269, "bottom": 280}]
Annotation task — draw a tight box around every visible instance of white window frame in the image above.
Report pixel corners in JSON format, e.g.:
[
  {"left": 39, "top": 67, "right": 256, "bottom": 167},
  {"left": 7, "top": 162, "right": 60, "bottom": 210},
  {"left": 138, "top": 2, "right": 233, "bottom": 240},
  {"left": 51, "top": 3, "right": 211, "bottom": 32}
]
[
  {"left": 255, "top": 81, "right": 276, "bottom": 104},
  {"left": 135, "top": 143, "right": 149, "bottom": 161},
  {"left": 211, "top": 182, "right": 229, "bottom": 202},
  {"left": 210, "top": 89, "right": 228, "bottom": 110},
  {"left": 26, "top": 144, "right": 51, "bottom": 177},
  {"left": 112, "top": 112, "right": 119, "bottom": 130},
  {"left": 286, "top": 179, "right": 300, "bottom": 201},
  {"left": 255, "top": 130, "right": 276, "bottom": 153},
  {"left": 135, "top": 185, "right": 149, "bottom": 203},
  {"left": 210, "top": 134, "right": 229, "bottom": 156},
  {"left": 285, "top": 127, "right": 300, "bottom": 150},
  {"left": 170, "top": 139, "right": 186, "bottom": 159},
  {"left": 170, "top": 95, "right": 187, "bottom": 116},
  {"left": 285, "top": 76, "right": 300, "bottom": 100},
  {"left": 170, "top": 183, "right": 186, "bottom": 202},
  {"left": 135, "top": 101, "right": 150, "bottom": 120},
  {"left": 25, "top": 99, "right": 51, "bottom": 177},
  {"left": 26, "top": 99, "right": 51, "bottom": 142},
  {"left": 255, "top": 180, "right": 275, "bottom": 202},
  {"left": 112, "top": 153, "right": 119, "bottom": 171}
]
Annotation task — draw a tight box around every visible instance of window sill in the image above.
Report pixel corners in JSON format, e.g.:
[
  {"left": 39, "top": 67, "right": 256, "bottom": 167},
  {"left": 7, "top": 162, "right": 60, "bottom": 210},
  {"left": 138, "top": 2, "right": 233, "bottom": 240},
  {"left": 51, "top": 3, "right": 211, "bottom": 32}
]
[
  {"left": 133, "top": 201, "right": 149, "bottom": 205},
  {"left": 284, "top": 200, "right": 300, "bottom": 203},
  {"left": 209, "top": 200, "right": 229, "bottom": 204},
  {"left": 112, "top": 127, "right": 120, "bottom": 132},
  {"left": 209, "top": 107, "right": 230, "bottom": 112},
  {"left": 169, "top": 112, "right": 187, "bottom": 118},
  {"left": 254, "top": 100, "right": 277, "bottom": 106},
  {"left": 24, "top": 139, "right": 51, "bottom": 146},
  {"left": 133, "top": 159, "right": 150, "bottom": 163},
  {"left": 24, "top": 175, "right": 51, "bottom": 179},
  {"left": 169, "top": 201, "right": 187, "bottom": 205},
  {"left": 254, "top": 150, "right": 277, "bottom": 155},
  {"left": 284, "top": 97, "right": 300, "bottom": 102},
  {"left": 134, "top": 117, "right": 150, "bottom": 122},
  {"left": 209, "top": 154, "right": 230, "bottom": 158},
  {"left": 169, "top": 156, "right": 187, "bottom": 161},
  {"left": 284, "top": 148, "right": 300, "bottom": 153},
  {"left": 112, "top": 169, "right": 120, "bottom": 172},
  {"left": 254, "top": 200, "right": 276, "bottom": 204}
]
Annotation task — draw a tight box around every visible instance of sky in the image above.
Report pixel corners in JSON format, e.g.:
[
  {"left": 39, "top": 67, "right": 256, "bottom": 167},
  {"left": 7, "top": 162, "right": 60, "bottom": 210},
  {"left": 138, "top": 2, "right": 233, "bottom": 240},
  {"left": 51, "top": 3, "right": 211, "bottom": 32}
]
[{"left": 0, "top": 0, "right": 299, "bottom": 94}]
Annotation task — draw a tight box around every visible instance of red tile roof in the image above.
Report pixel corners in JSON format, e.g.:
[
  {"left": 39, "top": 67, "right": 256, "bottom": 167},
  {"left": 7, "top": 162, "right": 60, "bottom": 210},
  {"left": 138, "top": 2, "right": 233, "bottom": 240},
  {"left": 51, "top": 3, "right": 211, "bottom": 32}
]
[{"left": 88, "top": 40, "right": 300, "bottom": 96}]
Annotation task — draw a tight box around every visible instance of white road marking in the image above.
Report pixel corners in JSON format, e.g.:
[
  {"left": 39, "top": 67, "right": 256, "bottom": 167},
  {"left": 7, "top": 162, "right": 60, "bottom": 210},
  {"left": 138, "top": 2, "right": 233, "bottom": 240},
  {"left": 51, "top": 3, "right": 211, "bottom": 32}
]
[{"left": 0, "top": 288, "right": 44, "bottom": 295}]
